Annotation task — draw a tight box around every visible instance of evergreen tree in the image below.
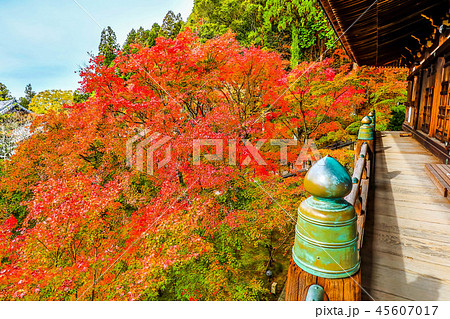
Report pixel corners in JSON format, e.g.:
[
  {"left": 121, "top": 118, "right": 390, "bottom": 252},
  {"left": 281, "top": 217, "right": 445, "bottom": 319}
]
[
  {"left": 123, "top": 24, "right": 161, "bottom": 54},
  {"left": 147, "top": 23, "right": 161, "bottom": 46},
  {"left": 188, "top": 0, "right": 335, "bottom": 65},
  {"left": 123, "top": 28, "right": 137, "bottom": 53},
  {"left": 187, "top": 0, "right": 266, "bottom": 47},
  {"left": 0, "top": 82, "right": 11, "bottom": 101},
  {"left": 135, "top": 27, "right": 150, "bottom": 45},
  {"left": 159, "top": 11, "right": 183, "bottom": 39},
  {"left": 263, "top": 0, "right": 335, "bottom": 67},
  {"left": 98, "top": 26, "right": 119, "bottom": 66},
  {"left": 19, "top": 84, "right": 36, "bottom": 109}
]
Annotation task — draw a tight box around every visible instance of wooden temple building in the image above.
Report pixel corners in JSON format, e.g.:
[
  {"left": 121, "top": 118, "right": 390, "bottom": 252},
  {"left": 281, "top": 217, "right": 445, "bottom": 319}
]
[
  {"left": 319, "top": 0, "right": 450, "bottom": 162},
  {"left": 283, "top": 0, "right": 450, "bottom": 301},
  {"left": 0, "top": 99, "right": 31, "bottom": 116}
]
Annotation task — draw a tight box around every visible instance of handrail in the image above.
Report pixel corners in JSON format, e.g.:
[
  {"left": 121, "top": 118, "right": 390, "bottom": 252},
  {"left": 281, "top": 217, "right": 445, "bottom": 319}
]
[
  {"left": 345, "top": 143, "right": 368, "bottom": 206},
  {"left": 345, "top": 115, "right": 375, "bottom": 251},
  {"left": 324, "top": 140, "right": 355, "bottom": 150},
  {"left": 285, "top": 112, "right": 376, "bottom": 301}
]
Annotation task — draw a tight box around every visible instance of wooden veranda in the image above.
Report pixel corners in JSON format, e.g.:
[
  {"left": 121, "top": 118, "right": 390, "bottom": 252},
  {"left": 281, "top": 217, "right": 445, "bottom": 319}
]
[
  {"left": 282, "top": 0, "right": 450, "bottom": 301},
  {"left": 283, "top": 123, "right": 450, "bottom": 301},
  {"left": 362, "top": 131, "right": 450, "bottom": 300}
]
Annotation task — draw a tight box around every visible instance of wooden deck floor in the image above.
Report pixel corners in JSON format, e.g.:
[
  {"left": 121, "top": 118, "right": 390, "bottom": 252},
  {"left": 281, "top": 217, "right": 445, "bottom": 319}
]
[{"left": 362, "top": 131, "right": 450, "bottom": 301}]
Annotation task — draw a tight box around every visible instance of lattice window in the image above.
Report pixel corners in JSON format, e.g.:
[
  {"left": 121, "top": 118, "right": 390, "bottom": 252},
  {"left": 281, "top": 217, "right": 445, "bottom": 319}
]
[{"left": 436, "top": 64, "right": 450, "bottom": 143}]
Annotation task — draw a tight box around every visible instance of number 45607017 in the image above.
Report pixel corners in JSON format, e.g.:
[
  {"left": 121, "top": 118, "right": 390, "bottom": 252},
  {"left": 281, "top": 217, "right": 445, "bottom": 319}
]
[{"left": 375, "top": 306, "right": 438, "bottom": 316}]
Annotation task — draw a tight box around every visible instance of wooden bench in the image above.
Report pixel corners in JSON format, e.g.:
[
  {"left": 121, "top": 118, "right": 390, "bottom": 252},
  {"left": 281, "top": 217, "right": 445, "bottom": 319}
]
[{"left": 425, "top": 164, "right": 450, "bottom": 198}]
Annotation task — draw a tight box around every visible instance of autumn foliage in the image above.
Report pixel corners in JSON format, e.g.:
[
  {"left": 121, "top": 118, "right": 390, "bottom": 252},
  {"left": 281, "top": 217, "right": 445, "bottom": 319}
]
[{"left": 0, "top": 30, "right": 404, "bottom": 300}]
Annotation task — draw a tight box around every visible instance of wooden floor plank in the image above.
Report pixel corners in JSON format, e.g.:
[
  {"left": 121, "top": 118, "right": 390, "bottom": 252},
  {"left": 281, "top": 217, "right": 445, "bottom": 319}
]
[
  {"left": 371, "top": 203, "right": 450, "bottom": 225},
  {"left": 364, "top": 131, "right": 450, "bottom": 301},
  {"left": 375, "top": 178, "right": 441, "bottom": 189},
  {"left": 362, "top": 289, "right": 413, "bottom": 301},
  {"left": 373, "top": 190, "right": 450, "bottom": 204},
  {"left": 370, "top": 215, "right": 450, "bottom": 242},
  {"left": 375, "top": 182, "right": 447, "bottom": 197},
  {"left": 363, "top": 264, "right": 450, "bottom": 301},
  {"left": 363, "top": 250, "right": 450, "bottom": 282},
  {"left": 365, "top": 230, "right": 450, "bottom": 266},
  {"left": 371, "top": 195, "right": 450, "bottom": 212}
]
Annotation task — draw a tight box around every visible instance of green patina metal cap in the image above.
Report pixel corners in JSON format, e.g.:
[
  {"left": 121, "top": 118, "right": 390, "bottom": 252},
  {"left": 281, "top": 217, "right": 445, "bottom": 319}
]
[
  {"left": 358, "top": 116, "right": 374, "bottom": 140},
  {"left": 368, "top": 111, "right": 375, "bottom": 128},
  {"left": 304, "top": 156, "right": 352, "bottom": 199},
  {"left": 305, "top": 284, "right": 325, "bottom": 301},
  {"left": 293, "top": 156, "right": 360, "bottom": 279}
]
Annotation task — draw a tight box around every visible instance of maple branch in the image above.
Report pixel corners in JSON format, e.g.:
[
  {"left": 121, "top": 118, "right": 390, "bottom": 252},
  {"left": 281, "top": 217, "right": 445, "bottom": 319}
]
[
  {"left": 288, "top": 86, "right": 308, "bottom": 140},
  {"left": 309, "top": 88, "right": 347, "bottom": 135}
]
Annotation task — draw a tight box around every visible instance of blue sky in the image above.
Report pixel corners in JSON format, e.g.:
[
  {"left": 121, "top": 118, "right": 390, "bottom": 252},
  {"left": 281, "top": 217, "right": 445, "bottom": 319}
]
[{"left": 0, "top": 0, "right": 194, "bottom": 98}]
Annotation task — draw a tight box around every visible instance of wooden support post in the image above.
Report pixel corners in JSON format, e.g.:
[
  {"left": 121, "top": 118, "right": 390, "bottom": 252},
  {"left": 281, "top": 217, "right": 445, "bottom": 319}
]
[
  {"left": 429, "top": 57, "right": 445, "bottom": 137},
  {"left": 355, "top": 140, "right": 373, "bottom": 165},
  {"left": 368, "top": 111, "right": 376, "bottom": 158},
  {"left": 285, "top": 259, "right": 361, "bottom": 301},
  {"left": 286, "top": 156, "right": 361, "bottom": 301},
  {"left": 355, "top": 116, "right": 374, "bottom": 167},
  {"left": 417, "top": 69, "right": 429, "bottom": 130}
]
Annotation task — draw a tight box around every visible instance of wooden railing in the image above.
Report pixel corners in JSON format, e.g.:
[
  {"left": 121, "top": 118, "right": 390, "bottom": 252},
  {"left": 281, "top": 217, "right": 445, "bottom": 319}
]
[
  {"left": 285, "top": 113, "right": 375, "bottom": 301},
  {"left": 345, "top": 143, "right": 374, "bottom": 250}
]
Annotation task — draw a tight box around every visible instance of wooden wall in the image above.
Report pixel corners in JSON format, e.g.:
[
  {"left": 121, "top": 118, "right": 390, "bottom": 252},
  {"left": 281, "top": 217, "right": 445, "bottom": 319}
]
[{"left": 406, "top": 51, "right": 450, "bottom": 149}]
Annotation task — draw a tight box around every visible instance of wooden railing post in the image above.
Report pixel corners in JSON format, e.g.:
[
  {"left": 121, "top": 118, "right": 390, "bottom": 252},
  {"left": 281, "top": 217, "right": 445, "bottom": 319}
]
[
  {"left": 285, "top": 156, "right": 361, "bottom": 301},
  {"left": 357, "top": 114, "right": 376, "bottom": 182},
  {"left": 355, "top": 116, "right": 374, "bottom": 165},
  {"left": 368, "top": 111, "right": 375, "bottom": 131}
]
